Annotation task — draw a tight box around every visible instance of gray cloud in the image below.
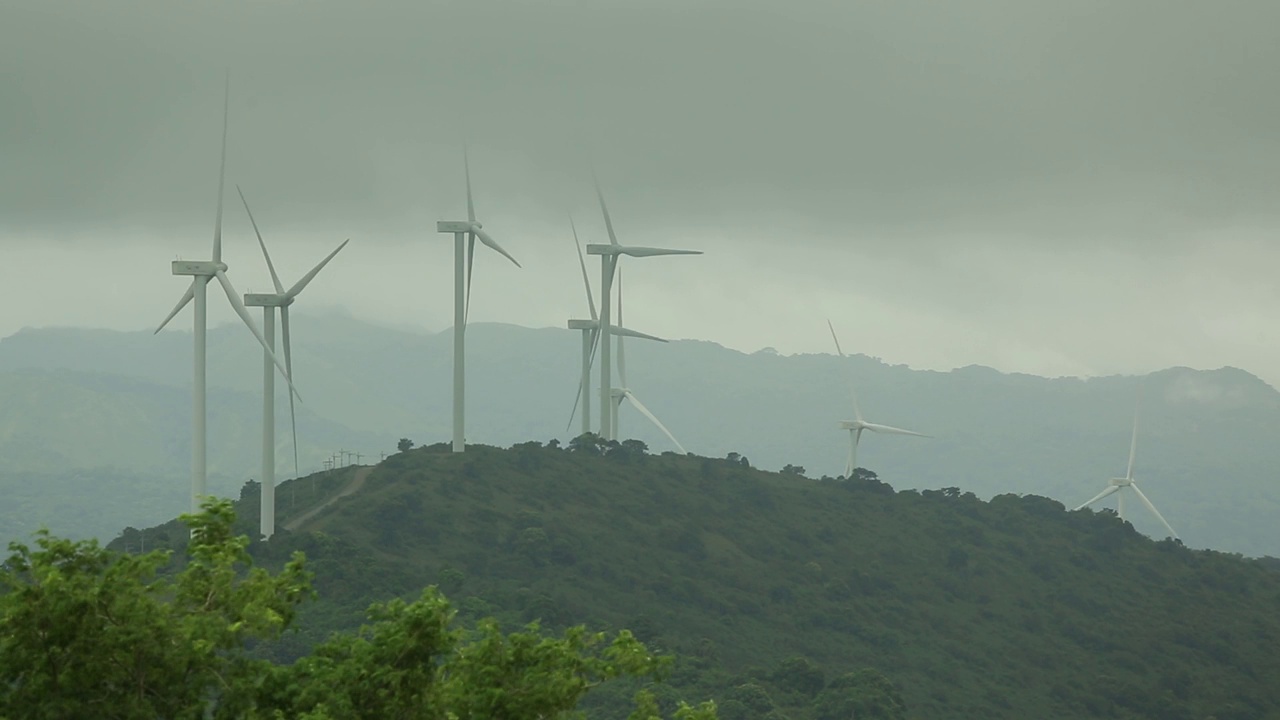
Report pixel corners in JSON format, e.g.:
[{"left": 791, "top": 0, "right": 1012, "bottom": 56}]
[
  {"left": 5, "top": 0, "right": 1279, "bottom": 241},
  {"left": 3, "top": 0, "right": 1280, "bottom": 389}
]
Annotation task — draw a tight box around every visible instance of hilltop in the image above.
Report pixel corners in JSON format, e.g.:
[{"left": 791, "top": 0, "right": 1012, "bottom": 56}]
[
  {"left": 5, "top": 314, "right": 1280, "bottom": 556},
  {"left": 114, "top": 441, "right": 1280, "bottom": 720}
]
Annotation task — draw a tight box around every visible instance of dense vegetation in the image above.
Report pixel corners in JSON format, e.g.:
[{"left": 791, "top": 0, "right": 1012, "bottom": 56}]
[
  {"left": 1, "top": 499, "right": 717, "bottom": 719},
  {"left": 111, "top": 439, "right": 1280, "bottom": 719}
]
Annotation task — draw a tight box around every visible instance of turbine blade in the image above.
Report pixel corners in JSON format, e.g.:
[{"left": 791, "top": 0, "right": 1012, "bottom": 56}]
[
  {"left": 566, "top": 375, "right": 584, "bottom": 432},
  {"left": 615, "top": 246, "right": 702, "bottom": 258},
  {"left": 214, "top": 269, "right": 302, "bottom": 402},
  {"left": 237, "top": 185, "right": 285, "bottom": 294},
  {"left": 154, "top": 280, "right": 197, "bottom": 334},
  {"left": 827, "top": 319, "right": 846, "bottom": 357},
  {"left": 281, "top": 305, "right": 299, "bottom": 478},
  {"left": 862, "top": 422, "right": 930, "bottom": 438},
  {"left": 593, "top": 173, "right": 620, "bottom": 245},
  {"left": 622, "top": 389, "right": 687, "bottom": 454},
  {"left": 1074, "top": 485, "right": 1120, "bottom": 511},
  {"left": 212, "top": 70, "right": 229, "bottom": 264},
  {"left": 1126, "top": 392, "right": 1141, "bottom": 480},
  {"left": 572, "top": 216, "right": 597, "bottom": 321},
  {"left": 586, "top": 325, "right": 601, "bottom": 381},
  {"left": 1130, "top": 483, "right": 1179, "bottom": 539},
  {"left": 286, "top": 239, "right": 349, "bottom": 298},
  {"left": 610, "top": 324, "right": 667, "bottom": 343},
  {"left": 465, "top": 231, "right": 476, "bottom": 325},
  {"left": 475, "top": 228, "right": 521, "bottom": 268},
  {"left": 827, "top": 320, "right": 864, "bottom": 422}
]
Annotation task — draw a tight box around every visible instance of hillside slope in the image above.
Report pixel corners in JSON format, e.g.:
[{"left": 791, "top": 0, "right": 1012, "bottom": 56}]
[{"left": 119, "top": 443, "right": 1280, "bottom": 720}]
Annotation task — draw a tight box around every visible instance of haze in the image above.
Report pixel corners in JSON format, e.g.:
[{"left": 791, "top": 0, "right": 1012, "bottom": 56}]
[{"left": 3, "top": 0, "right": 1279, "bottom": 386}]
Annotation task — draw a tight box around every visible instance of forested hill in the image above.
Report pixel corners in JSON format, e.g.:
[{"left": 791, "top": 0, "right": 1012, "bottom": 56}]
[{"left": 117, "top": 440, "right": 1280, "bottom": 720}]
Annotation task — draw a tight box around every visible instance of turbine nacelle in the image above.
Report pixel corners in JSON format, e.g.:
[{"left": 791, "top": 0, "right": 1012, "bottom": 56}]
[
  {"left": 1109, "top": 477, "right": 1134, "bottom": 487},
  {"left": 172, "top": 260, "right": 229, "bottom": 276},
  {"left": 244, "top": 293, "right": 293, "bottom": 308},
  {"left": 437, "top": 220, "right": 475, "bottom": 234}
]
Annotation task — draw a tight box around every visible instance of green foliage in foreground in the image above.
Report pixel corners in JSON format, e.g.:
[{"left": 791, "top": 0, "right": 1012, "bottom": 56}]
[{"left": 0, "top": 499, "right": 717, "bottom": 720}]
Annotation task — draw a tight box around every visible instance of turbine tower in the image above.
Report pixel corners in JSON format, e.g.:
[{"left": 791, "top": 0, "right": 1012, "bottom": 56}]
[
  {"left": 154, "top": 73, "right": 299, "bottom": 518},
  {"left": 238, "top": 186, "right": 349, "bottom": 540},
  {"left": 609, "top": 270, "right": 688, "bottom": 453},
  {"left": 1073, "top": 394, "right": 1179, "bottom": 540},
  {"left": 565, "top": 216, "right": 666, "bottom": 437},
  {"left": 436, "top": 148, "right": 520, "bottom": 453},
  {"left": 828, "top": 321, "right": 928, "bottom": 478},
  {"left": 586, "top": 176, "right": 701, "bottom": 441}
]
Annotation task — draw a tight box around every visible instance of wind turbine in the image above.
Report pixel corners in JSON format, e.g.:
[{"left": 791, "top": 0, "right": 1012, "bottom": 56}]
[
  {"left": 566, "top": 216, "right": 666, "bottom": 437},
  {"left": 238, "top": 186, "right": 349, "bottom": 540},
  {"left": 609, "top": 269, "right": 688, "bottom": 453},
  {"left": 436, "top": 148, "right": 520, "bottom": 453},
  {"left": 828, "top": 320, "right": 929, "bottom": 478},
  {"left": 586, "top": 176, "right": 701, "bottom": 441},
  {"left": 1073, "top": 394, "right": 1179, "bottom": 539},
  {"left": 154, "top": 73, "right": 300, "bottom": 519}
]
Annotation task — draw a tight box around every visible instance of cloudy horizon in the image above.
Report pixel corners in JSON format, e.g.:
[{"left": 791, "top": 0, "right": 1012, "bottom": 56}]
[{"left": 4, "top": 0, "right": 1279, "bottom": 387}]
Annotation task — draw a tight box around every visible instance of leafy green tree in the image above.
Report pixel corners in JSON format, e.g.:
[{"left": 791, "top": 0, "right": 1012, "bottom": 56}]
[
  {"left": 0, "top": 498, "right": 310, "bottom": 719},
  {"left": 772, "top": 655, "right": 825, "bottom": 698},
  {"left": 1, "top": 499, "right": 716, "bottom": 720},
  {"left": 813, "top": 669, "right": 907, "bottom": 720},
  {"left": 569, "top": 432, "right": 607, "bottom": 455},
  {"left": 398, "top": 437, "right": 416, "bottom": 453}
]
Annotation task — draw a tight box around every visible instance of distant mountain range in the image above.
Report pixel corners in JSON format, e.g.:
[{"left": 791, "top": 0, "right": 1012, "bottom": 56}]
[{"left": 2, "top": 311, "right": 1278, "bottom": 557}]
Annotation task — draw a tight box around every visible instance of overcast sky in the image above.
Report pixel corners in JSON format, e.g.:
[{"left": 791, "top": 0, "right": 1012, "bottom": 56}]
[{"left": 4, "top": 0, "right": 1280, "bottom": 386}]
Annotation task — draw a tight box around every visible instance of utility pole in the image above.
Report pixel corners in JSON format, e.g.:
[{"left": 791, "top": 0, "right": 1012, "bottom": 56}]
[{"left": 355, "top": 452, "right": 363, "bottom": 465}]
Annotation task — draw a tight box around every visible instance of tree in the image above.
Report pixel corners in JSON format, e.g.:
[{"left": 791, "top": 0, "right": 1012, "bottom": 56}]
[
  {"left": 0, "top": 499, "right": 717, "bottom": 720},
  {"left": 813, "top": 668, "right": 907, "bottom": 720},
  {"left": 781, "top": 464, "right": 806, "bottom": 477},
  {"left": 0, "top": 498, "right": 310, "bottom": 719},
  {"left": 568, "top": 432, "right": 607, "bottom": 456},
  {"left": 398, "top": 438, "right": 415, "bottom": 453}
]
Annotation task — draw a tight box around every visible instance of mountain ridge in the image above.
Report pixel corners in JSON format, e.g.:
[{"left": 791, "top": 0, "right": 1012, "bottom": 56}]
[{"left": 4, "top": 313, "right": 1279, "bottom": 556}]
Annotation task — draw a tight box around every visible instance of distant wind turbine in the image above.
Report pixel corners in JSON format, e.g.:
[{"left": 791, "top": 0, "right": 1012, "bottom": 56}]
[
  {"left": 154, "top": 72, "right": 299, "bottom": 519},
  {"left": 609, "top": 270, "right": 688, "bottom": 453},
  {"left": 565, "top": 216, "right": 667, "bottom": 437},
  {"left": 238, "top": 186, "right": 349, "bottom": 540},
  {"left": 586, "top": 174, "right": 701, "bottom": 441},
  {"left": 828, "top": 320, "right": 929, "bottom": 478},
  {"left": 436, "top": 147, "right": 520, "bottom": 453},
  {"left": 1073, "top": 393, "right": 1179, "bottom": 540}
]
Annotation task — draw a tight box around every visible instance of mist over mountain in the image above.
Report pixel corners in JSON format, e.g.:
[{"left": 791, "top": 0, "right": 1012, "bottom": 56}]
[{"left": 2, "top": 311, "right": 1278, "bottom": 557}]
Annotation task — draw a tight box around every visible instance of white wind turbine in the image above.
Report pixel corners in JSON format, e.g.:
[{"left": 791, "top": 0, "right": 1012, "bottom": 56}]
[
  {"left": 436, "top": 148, "right": 520, "bottom": 453},
  {"left": 238, "top": 186, "right": 349, "bottom": 540},
  {"left": 608, "top": 269, "right": 688, "bottom": 453},
  {"left": 566, "top": 216, "right": 667, "bottom": 437},
  {"left": 154, "top": 74, "right": 300, "bottom": 518},
  {"left": 828, "top": 320, "right": 929, "bottom": 478},
  {"left": 1073, "top": 394, "right": 1179, "bottom": 539},
  {"left": 586, "top": 176, "right": 701, "bottom": 441}
]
